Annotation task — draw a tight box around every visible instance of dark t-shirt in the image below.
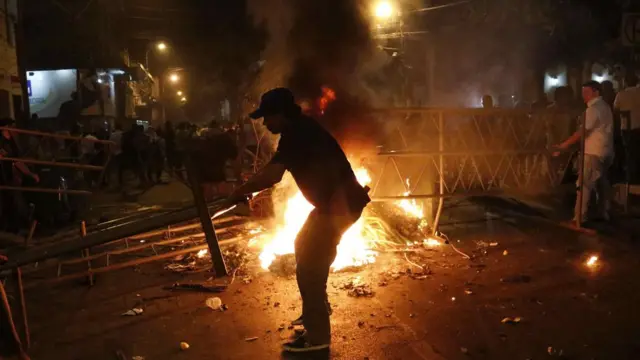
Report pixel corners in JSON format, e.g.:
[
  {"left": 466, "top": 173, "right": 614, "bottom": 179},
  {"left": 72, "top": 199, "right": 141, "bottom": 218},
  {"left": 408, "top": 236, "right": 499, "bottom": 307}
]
[
  {"left": 0, "top": 135, "right": 19, "bottom": 185},
  {"left": 271, "top": 114, "right": 370, "bottom": 213}
]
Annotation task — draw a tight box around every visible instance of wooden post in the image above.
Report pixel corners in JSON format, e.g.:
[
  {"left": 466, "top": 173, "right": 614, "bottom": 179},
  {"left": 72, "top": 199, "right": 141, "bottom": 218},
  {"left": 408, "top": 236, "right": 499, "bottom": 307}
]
[
  {"left": 185, "top": 157, "right": 228, "bottom": 276},
  {"left": 80, "top": 221, "right": 94, "bottom": 285}
]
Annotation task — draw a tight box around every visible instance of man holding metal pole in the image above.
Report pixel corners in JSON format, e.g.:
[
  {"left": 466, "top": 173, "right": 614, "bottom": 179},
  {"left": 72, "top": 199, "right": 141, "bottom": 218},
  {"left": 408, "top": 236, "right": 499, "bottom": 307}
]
[
  {"left": 225, "top": 88, "right": 370, "bottom": 353},
  {"left": 554, "top": 81, "right": 614, "bottom": 225}
]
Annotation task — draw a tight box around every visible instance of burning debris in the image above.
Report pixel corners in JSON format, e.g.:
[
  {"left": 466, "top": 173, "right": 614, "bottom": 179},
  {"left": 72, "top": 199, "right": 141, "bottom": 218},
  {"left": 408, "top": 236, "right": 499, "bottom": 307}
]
[
  {"left": 267, "top": 254, "right": 297, "bottom": 276},
  {"left": 340, "top": 277, "right": 374, "bottom": 297}
]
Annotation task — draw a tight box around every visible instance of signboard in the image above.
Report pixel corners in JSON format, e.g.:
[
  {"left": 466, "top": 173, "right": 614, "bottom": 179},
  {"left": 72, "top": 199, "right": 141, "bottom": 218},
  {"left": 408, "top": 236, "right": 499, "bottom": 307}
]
[{"left": 622, "top": 13, "right": 640, "bottom": 47}]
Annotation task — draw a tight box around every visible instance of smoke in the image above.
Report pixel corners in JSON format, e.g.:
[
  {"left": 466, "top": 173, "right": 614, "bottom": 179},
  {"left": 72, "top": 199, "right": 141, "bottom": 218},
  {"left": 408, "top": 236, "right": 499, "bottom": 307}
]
[{"left": 248, "top": 0, "right": 379, "bottom": 155}]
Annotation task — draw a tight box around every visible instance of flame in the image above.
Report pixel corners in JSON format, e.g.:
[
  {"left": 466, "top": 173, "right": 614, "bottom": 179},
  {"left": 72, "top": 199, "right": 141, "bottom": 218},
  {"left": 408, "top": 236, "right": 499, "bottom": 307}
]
[
  {"left": 397, "top": 179, "right": 423, "bottom": 219},
  {"left": 318, "top": 86, "right": 337, "bottom": 115},
  {"left": 257, "top": 167, "right": 431, "bottom": 272},
  {"left": 259, "top": 166, "right": 377, "bottom": 271},
  {"left": 423, "top": 238, "right": 441, "bottom": 247},
  {"left": 197, "top": 249, "right": 208, "bottom": 259},
  {"left": 586, "top": 255, "right": 599, "bottom": 267}
]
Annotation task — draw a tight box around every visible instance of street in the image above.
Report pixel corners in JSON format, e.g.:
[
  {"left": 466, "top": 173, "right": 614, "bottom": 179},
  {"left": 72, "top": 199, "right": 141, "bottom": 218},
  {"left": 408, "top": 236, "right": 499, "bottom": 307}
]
[{"left": 23, "top": 213, "right": 640, "bottom": 360}]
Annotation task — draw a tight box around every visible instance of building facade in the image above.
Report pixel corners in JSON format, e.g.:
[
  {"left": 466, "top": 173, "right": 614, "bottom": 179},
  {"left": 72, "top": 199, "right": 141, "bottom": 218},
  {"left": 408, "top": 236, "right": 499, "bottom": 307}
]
[{"left": 0, "top": 0, "right": 21, "bottom": 119}]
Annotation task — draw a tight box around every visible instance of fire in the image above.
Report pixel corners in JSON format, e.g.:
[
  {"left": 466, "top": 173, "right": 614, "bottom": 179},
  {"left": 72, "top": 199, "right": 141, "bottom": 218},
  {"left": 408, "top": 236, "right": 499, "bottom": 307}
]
[
  {"left": 318, "top": 86, "right": 337, "bottom": 114},
  {"left": 259, "top": 167, "right": 377, "bottom": 271},
  {"left": 197, "top": 249, "right": 208, "bottom": 259},
  {"left": 257, "top": 167, "right": 432, "bottom": 272},
  {"left": 586, "top": 255, "right": 599, "bottom": 268},
  {"left": 397, "top": 179, "right": 423, "bottom": 219}
]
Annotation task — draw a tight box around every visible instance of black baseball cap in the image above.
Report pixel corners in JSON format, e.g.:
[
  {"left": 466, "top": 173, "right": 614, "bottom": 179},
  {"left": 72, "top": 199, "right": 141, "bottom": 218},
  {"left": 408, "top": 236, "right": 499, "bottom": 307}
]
[{"left": 249, "top": 88, "right": 296, "bottom": 119}]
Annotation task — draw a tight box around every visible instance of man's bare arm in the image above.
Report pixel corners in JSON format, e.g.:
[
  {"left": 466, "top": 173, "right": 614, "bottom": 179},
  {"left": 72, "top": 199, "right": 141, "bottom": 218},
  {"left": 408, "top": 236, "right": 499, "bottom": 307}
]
[{"left": 229, "top": 162, "right": 286, "bottom": 200}]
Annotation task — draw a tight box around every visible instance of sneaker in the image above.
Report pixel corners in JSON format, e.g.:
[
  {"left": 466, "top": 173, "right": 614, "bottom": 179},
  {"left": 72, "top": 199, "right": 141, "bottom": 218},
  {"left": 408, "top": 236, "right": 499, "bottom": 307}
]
[{"left": 282, "top": 335, "right": 329, "bottom": 353}]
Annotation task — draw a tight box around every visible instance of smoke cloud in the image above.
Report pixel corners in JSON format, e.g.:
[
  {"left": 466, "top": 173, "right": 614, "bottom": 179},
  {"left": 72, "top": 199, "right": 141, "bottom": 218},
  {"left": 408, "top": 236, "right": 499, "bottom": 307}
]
[{"left": 249, "top": 0, "right": 379, "bottom": 155}]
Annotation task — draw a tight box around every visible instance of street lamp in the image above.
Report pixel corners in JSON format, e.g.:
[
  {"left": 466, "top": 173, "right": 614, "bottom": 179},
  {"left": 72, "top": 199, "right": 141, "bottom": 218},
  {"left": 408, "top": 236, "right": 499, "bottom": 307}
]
[
  {"left": 145, "top": 41, "right": 169, "bottom": 69},
  {"left": 177, "top": 90, "right": 183, "bottom": 96},
  {"left": 374, "top": 1, "right": 395, "bottom": 20},
  {"left": 180, "top": 97, "right": 187, "bottom": 102},
  {"left": 169, "top": 73, "right": 180, "bottom": 83}
]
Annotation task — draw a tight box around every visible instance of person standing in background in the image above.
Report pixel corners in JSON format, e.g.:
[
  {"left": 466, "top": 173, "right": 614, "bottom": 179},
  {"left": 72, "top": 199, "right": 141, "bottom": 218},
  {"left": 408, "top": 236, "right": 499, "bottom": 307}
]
[
  {"left": 108, "top": 123, "right": 124, "bottom": 188},
  {"left": 555, "top": 81, "right": 614, "bottom": 225},
  {"left": 614, "top": 72, "right": 640, "bottom": 188}
]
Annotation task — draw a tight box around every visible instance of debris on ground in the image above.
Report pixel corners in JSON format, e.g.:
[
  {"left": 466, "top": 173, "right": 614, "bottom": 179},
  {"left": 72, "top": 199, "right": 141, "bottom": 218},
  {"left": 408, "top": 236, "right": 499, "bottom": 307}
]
[
  {"left": 180, "top": 342, "right": 190, "bottom": 351},
  {"left": 205, "top": 297, "right": 224, "bottom": 311},
  {"left": 268, "top": 254, "right": 297, "bottom": 276},
  {"left": 358, "top": 321, "right": 365, "bottom": 328},
  {"left": 340, "top": 277, "right": 374, "bottom": 297},
  {"left": 164, "top": 282, "right": 227, "bottom": 293},
  {"left": 503, "top": 250, "right": 508, "bottom": 256},
  {"left": 222, "top": 244, "right": 252, "bottom": 277},
  {"left": 244, "top": 337, "right": 259, "bottom": 342},
  {"left": 464, "top": 289, "right": 474, "bottom": 295},
  {"left": 277, "top": 324, "right": 285, "bottom": 331},
  {"left": 501, "top": 317, "right": 523, "bottom": 324},
  {"left": 500, "top": 275, "right": 532, "bottom": 284},
  {"left": 164, "top": 253, "right": 201, "bottom": 273},
  {"left": 409, "top": 313, "right": 416, "bottom": 318},
  {"left": 121, "top": 308, "right": 143, "bottom": 316},
  {"left": 547, "top": 346, "right": 563, "bottom": 356}
]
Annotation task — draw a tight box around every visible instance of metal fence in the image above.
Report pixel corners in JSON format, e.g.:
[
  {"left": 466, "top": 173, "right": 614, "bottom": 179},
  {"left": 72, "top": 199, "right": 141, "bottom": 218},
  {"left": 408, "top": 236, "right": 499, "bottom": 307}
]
[{"left": 365, "top": 108, "right": 582, "bottom": 232}]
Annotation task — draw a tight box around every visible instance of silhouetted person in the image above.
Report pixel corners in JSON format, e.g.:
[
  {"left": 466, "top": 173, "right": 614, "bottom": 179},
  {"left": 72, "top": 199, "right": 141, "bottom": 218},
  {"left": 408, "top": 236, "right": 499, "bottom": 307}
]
[
  {"left": 481, "top": 95, "right": 494, "bottom": 109},
  {"left": 226, "top": 88, "right": 370, "bottom": 353},
  {"left": 57, "top": 92, "right": 81, "bottom": 132}
]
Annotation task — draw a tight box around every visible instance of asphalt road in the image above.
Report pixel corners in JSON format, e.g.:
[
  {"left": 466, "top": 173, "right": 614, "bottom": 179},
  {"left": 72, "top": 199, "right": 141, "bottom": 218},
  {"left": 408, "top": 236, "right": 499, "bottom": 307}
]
[{"left": 22, "top": 216, "right": 640, "bottom": 360}]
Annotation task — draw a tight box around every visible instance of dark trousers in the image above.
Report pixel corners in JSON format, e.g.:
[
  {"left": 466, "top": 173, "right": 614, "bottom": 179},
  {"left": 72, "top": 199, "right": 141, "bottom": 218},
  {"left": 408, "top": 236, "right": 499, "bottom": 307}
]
[{"left": 294, "top": 208, "right": 362, "bottom": 344}]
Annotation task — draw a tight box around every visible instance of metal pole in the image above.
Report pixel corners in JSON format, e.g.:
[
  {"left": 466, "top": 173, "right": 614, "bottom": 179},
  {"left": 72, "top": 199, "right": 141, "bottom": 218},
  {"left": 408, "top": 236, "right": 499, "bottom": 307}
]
[
  {"left": 432, "top": 111, "right": 445, "bottom": 234},
  {"left": 161, "top": 74, "right": 166, "bottom": 123},
  {"left": 185, "top": 157, "right": 228, "bottom": 276},
  {"left": 11, "top": 267, "right": 29, "bottom": 349},
  {"left": 575, "top": 114, "right": 586, "bottom": 228},
  {"left": 80, "top": 221, "right": 94, "bottom": 286}
]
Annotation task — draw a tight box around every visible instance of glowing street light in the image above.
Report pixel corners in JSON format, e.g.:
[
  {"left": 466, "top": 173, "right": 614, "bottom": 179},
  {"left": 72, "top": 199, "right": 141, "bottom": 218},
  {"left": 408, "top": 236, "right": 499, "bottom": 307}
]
[
  {"left": 146, "top": 41, "right": 170, "bottom": 69},
  {"left": 177, "top": 90, "right": 183, "bottom": 96},
  {"left": 374, "top": 1, "right": 395, "bottom": 19},
  {"left": 169, "top": 73, "right": 180, "bottom": 83},
  {"left": 180, "top": 97, "right": 187, "bottom": 102}
]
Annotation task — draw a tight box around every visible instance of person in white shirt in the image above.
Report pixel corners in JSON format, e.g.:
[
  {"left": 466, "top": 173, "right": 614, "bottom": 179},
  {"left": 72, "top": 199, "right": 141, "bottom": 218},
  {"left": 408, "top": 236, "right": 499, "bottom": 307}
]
[
  {"left": 555, "top": 81, "right": 614, "bottom": 224},
  {"left": 614, "top": 73, "right": 640, "bottom": 130},
  {"left": 614, "top": 73, "right": 640, "bottom": 189}
]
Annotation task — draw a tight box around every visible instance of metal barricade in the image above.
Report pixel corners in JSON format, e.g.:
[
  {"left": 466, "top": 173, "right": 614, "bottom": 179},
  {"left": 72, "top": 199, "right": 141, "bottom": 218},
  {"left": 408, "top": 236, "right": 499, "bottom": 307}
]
[
  {"left": 0, "top": 127, "right": 114, "bottom": 196},
  {"left": 366, "top": 108, "right": 581, "bottom": 232}
]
